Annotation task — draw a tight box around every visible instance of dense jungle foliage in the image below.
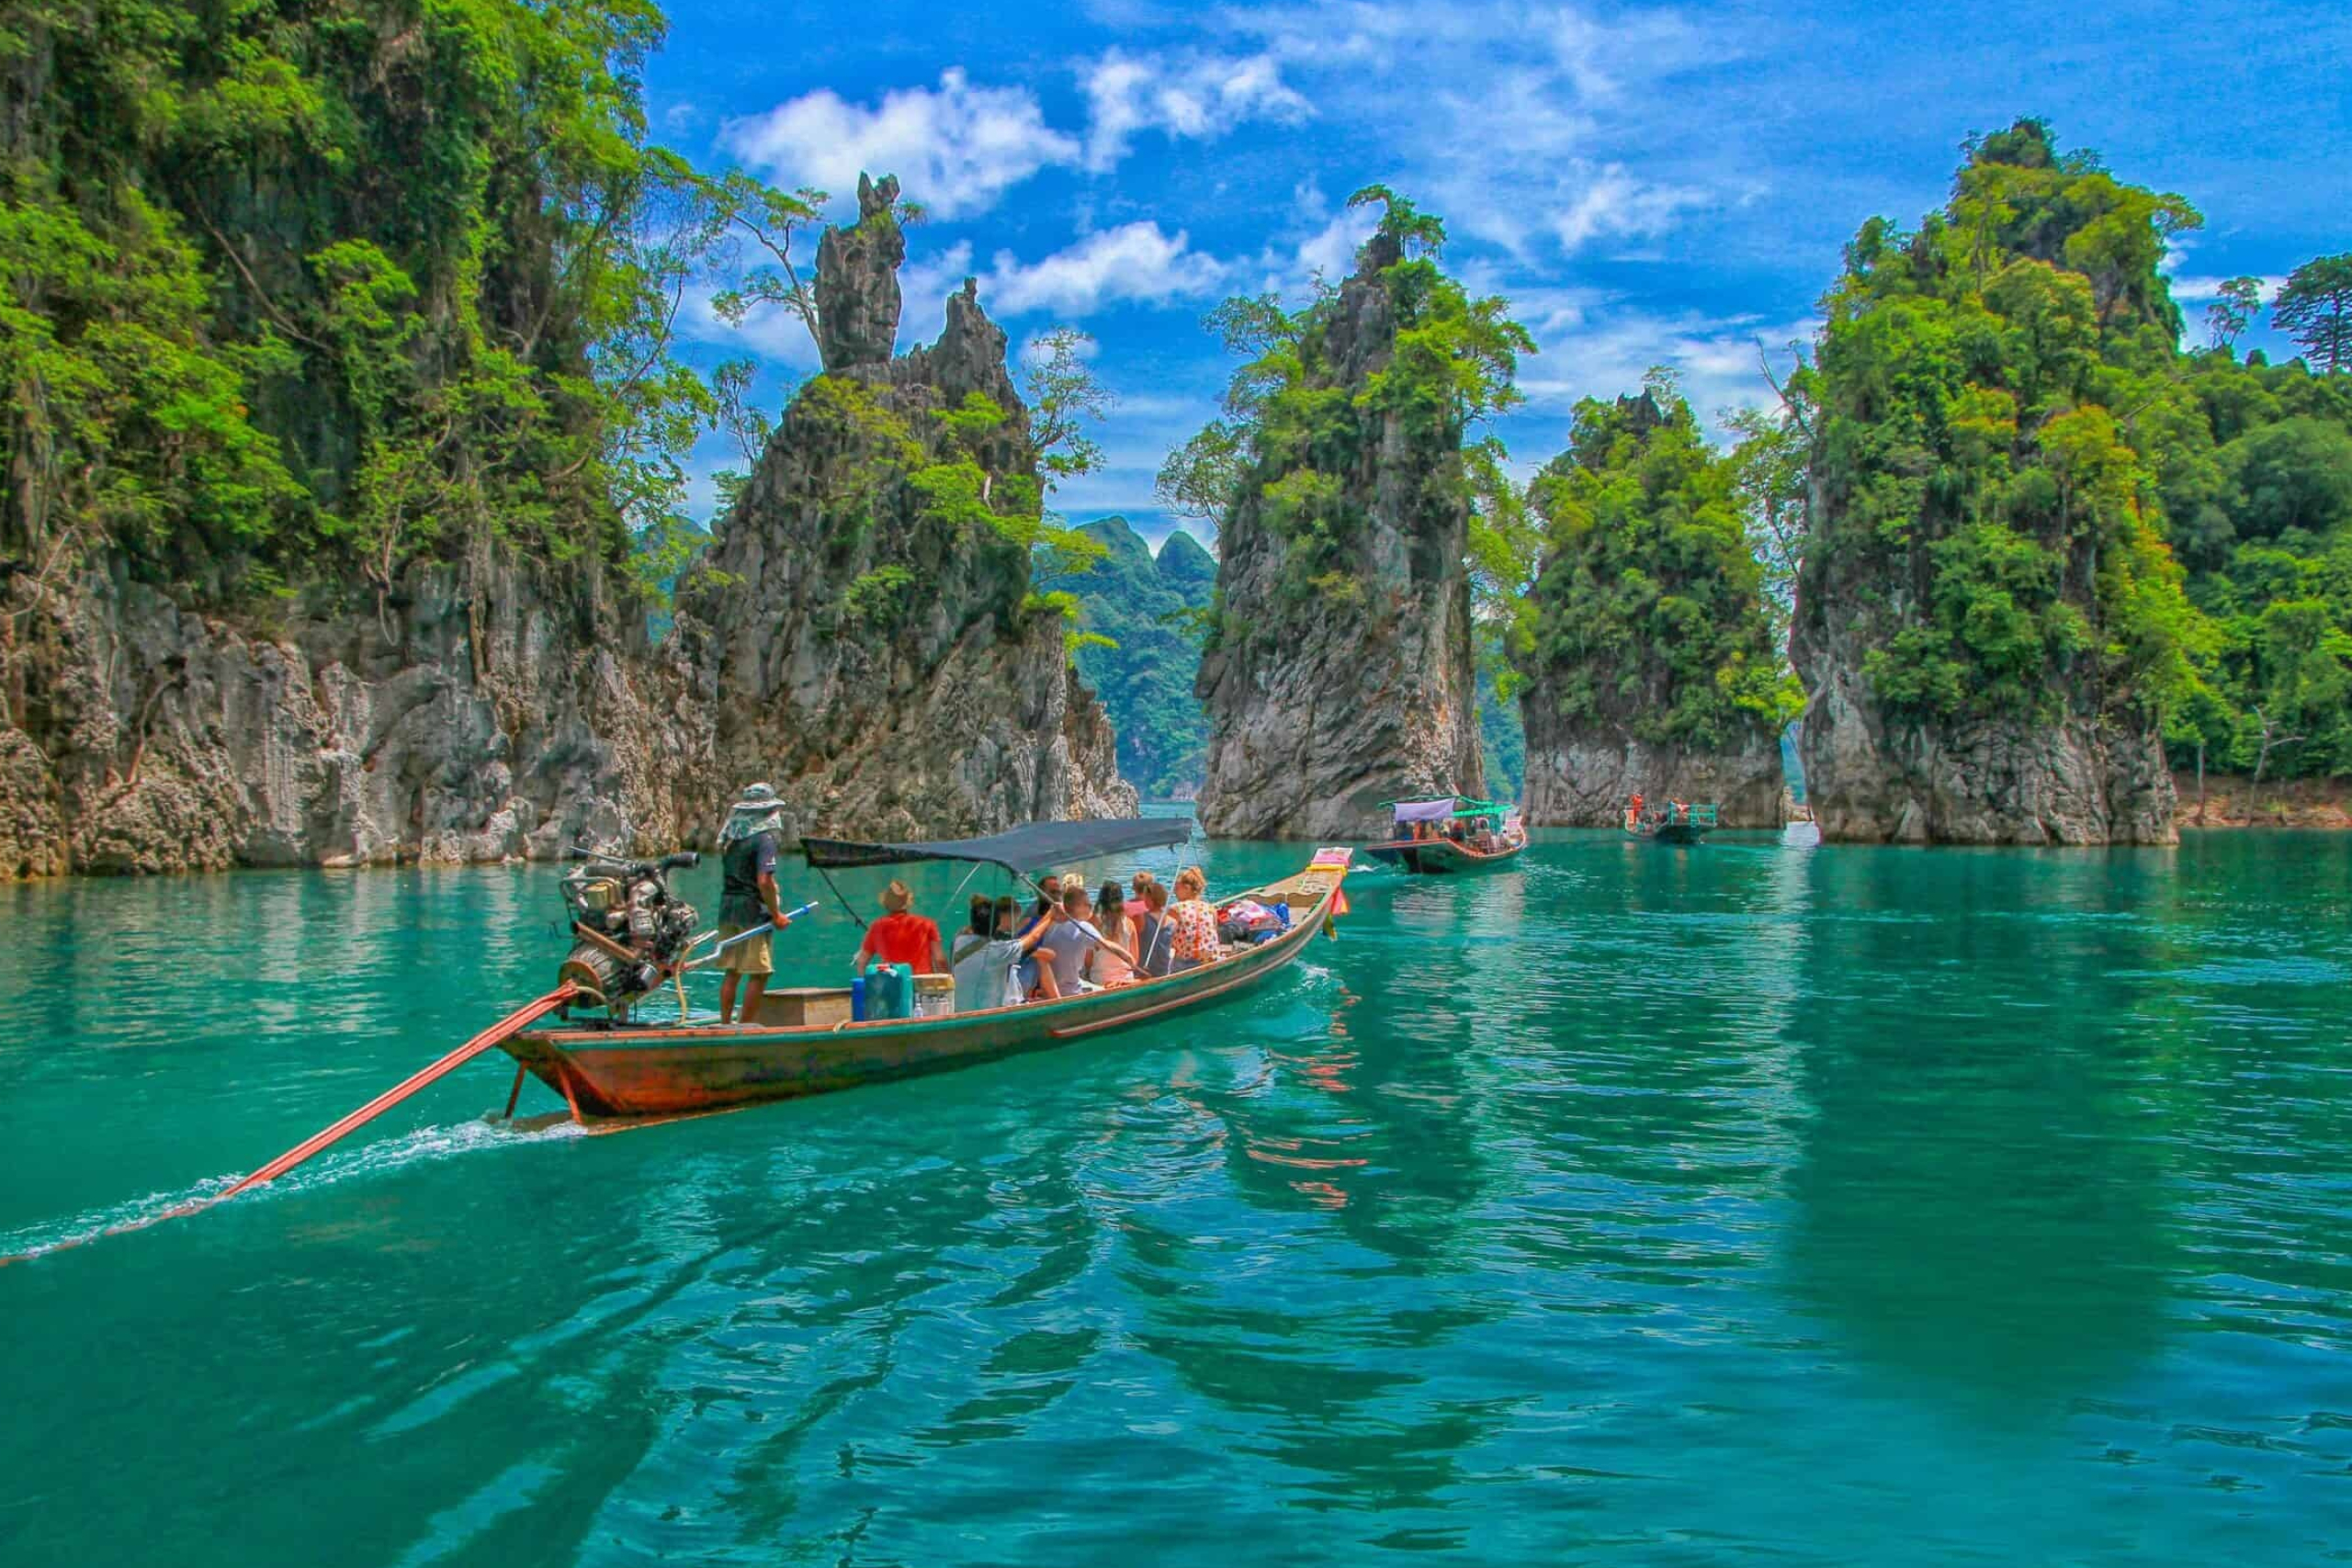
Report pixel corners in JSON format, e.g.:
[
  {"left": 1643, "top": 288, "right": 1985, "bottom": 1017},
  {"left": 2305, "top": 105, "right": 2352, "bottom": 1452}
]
[
  {"left": 1790, "top": 118, "right": 2206, "bottom": 738},
  {"left": 1791, "top": 119, "right": 2352, "bottom": 779},
  {"left": 0, "top": 0, "right": 787, "bottom": 619},
  {"left": 1059, "top": 517, "right": 1215, "bottom": 798},
  {"left": 1514, "top": 383, "right": 1802, "bottom": 750}
]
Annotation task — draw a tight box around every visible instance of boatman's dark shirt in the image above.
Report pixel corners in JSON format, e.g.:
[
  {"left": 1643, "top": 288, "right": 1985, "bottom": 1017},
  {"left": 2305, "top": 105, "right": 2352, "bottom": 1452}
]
[{"left": 719, "top": 831, "right": 778, "bottom": 929}]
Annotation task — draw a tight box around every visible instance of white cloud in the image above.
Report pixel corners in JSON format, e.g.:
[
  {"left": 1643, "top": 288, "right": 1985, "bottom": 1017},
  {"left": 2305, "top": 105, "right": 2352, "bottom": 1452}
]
[
  {"left": 1511, "top": 303, "right": 1815, "bottom": 439},
  {"left": 721, "top": 70, "right": 1080, "bottom": 220},
  {"left": 1081, "top": 49, "right": 1310, "bottom": 171},
  {"left": 1286, "top": 205, "right": 1381, "bottom": 291},
  {"left": 978, "top": 223, "right": 1230, "bottom": 318},
  {"left": 1222, "top": 1, "right": 1737, "bottom": 259},
  {"left": 2168, "top": 273, "right": 2287, "bottom": 303},
  {"left": 1548, "top": 162, "right": 1708, "bottom": 251}
]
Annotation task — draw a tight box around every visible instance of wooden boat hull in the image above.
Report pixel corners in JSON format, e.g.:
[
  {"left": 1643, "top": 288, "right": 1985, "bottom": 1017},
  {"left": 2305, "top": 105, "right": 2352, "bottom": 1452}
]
[
  {"left": 1628, "top": 823, "right": 1710, "bottom": 845},
  {"left": 1361, "top": 838, "right": 1524, "bottom": 874},
  {"left": 504, "top": 874, "right": 1341, "bottom": 1119}
]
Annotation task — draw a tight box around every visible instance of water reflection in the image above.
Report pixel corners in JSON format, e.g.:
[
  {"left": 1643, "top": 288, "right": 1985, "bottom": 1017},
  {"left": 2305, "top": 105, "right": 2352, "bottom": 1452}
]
[{"left": 1778, "top": 850, "right": 2181, "bottom": 1401}]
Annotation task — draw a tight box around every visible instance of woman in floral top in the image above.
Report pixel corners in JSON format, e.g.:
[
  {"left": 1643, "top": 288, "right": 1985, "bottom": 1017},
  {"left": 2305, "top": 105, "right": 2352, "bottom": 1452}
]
[{"left": 1166, "top": 866, "right": 1222, "bottom": 972}]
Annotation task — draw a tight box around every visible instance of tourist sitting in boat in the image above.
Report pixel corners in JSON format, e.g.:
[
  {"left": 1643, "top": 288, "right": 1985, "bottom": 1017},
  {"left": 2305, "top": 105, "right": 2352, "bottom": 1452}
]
[
  {"left": 1035, "top": 881, "right": 1137, "bottom": 998},
  {"left": 1136, "top": 879, "right": 1176, "bottom": 977},
  {"left": 1086, "top": 879, "right": 1139, "bottom": 988},
  {"left": 1125, "top": 870, "right": 1157, "bottom": 919},
  {"left": 948, "top": 896, "right": 994, "bottom": 995},
  {"left": 952, "top": 895, "right": 1036, "bottom": 1010},
  {"left": 854, "top": 878, "right": 944, "bottom": 975},
  {"left": 1166, "top": 866, "right": 1222, "bottom": 973}
]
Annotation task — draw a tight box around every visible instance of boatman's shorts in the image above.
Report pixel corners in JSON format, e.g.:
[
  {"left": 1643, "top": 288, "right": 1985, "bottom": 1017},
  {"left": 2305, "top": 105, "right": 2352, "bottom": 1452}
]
[{"left": 718, "top": 923, "right": 773, "bottom": 976}]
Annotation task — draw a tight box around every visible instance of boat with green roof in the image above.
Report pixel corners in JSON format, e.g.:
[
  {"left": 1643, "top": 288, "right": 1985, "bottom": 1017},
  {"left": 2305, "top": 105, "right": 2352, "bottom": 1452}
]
[{"left": 1360, "top": 796, "right": 1527, "bottom": 874}]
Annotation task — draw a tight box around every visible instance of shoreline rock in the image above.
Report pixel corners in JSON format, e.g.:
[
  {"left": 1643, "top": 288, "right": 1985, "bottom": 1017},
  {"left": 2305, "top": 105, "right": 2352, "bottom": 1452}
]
[
  {"left": 1522, "top": 734, "right": 1786, "bottom": 829},
  {"left": 0, "top": 553, "right": 700, "bottom": 880}
]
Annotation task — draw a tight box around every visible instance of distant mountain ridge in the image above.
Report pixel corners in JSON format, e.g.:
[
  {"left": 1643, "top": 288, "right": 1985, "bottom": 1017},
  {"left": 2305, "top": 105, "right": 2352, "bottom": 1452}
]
[{"left": 1067, "top": 518, "right": 1217, "bottom": 800}]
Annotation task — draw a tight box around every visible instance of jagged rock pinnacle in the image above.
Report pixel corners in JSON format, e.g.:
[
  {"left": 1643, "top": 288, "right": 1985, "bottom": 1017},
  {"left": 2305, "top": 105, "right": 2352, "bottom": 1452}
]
[{"left": 813, "top": 172, "right": 906, "bottom": 372}]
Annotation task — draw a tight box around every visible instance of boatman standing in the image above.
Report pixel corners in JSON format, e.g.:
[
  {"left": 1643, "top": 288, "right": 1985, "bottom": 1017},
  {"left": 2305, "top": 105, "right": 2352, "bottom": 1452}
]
[{"left": 717, "top": 782, "right": 795, "bottom": 1027}]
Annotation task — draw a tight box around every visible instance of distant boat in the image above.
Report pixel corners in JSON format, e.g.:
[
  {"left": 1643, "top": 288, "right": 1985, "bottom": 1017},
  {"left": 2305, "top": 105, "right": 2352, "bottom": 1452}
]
[
  {"left": 1362, "top": 796, "right": 1527, "bottom": 874},
  {"left": 1624, "top": 799, "right": 1717, "bottom": 844},
  {"left": 503, "top": 823, "right": 1356, "bottom": 1118}
]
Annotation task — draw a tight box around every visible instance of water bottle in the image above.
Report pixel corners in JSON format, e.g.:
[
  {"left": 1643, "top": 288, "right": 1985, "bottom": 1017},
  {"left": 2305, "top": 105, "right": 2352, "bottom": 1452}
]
[{"left": 850, "top": 975, "right": 866, "bottom": 1021}]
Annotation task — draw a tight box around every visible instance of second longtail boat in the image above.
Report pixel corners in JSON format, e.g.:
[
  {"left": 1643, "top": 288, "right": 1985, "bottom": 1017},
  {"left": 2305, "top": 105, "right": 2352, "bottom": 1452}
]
[
  {"left": 1360, "top": 796, "right": 1527, "bottom": 874},
  {"left": 1624, "top": 796, "right": 1719, "bottom": 844}
]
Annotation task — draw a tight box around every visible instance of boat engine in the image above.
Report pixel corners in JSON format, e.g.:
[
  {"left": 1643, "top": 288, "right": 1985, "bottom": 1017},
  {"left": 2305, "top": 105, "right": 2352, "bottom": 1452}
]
[{"left": 557, "top": 851, "right": 701, "bottom": 1019}]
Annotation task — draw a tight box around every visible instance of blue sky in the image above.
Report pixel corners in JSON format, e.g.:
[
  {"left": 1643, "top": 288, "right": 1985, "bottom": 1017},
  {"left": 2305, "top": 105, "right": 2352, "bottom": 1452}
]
[{"left": 646, "top": 0, "right": 2351, "bottom": 547}]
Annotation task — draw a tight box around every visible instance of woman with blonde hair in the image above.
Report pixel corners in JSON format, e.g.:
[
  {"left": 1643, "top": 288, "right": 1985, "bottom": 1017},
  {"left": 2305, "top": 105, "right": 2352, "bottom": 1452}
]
[{"left": 1165, "top": 865, "right": 1221, "bottom": 974}]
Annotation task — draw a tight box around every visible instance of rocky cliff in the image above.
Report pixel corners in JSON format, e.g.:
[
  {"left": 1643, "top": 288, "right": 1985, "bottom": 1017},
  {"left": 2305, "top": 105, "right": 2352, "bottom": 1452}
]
[
  {"left": 0, "top": 0, "right": 721, "bottom": 876},
  {"left": 1514, "top": 390, "right": 1791, "bottom": 829},
  {"left": 0, "top": 556, "right": 699, "bottom": 878},
  {"left": 1789, "top": 122, "right": 2187, "bottom": 846},
  {"left": 1193, "top": 229, "right": 1486, "bottom": 840},
  {"left": 667, "top": 176, "right": 1135, "bottom": 842}
]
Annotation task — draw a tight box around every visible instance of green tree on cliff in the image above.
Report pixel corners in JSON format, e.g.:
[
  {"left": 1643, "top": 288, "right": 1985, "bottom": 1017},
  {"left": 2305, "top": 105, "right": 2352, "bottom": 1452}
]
[
  {"left": 1517, "top": 388, "right": 1801, "bottom": 749},
  {"left": 2204, "top": 276, "right": 2264, "bottom": 353},
  {"left": 1159, "top": 189, "right": 1531, "bottom": 616},
  {"left": 1792, "top": 118, "right": 2208, "bottom": 741}
]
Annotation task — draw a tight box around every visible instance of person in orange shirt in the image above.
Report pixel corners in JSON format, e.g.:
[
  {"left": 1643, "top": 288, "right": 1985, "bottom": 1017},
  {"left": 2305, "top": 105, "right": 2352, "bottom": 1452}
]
[{"left": 854, "top": 879, "right": 945, "bottom": 974}]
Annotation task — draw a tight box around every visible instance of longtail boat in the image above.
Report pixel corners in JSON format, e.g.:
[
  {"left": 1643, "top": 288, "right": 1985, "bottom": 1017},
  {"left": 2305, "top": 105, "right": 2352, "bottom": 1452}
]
[
  {"left": 1624, "top": 799, "right": 1718, "bottom": 844},
  {"left": 1360, "top": 796, "right": 1526, "bottom": 874},
  {"left": 501, "top": 821, "right": 1355, "bottom": 1119}
]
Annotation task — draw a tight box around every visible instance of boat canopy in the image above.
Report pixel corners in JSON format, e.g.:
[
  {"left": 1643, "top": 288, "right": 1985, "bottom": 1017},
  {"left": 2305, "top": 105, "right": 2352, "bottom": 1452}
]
[
  {"left": 800, "top": 817, "right": 1193, "bottom": 873},
  {"left": 1385, "top": 795, "right": 1509, "bottom": 823}
]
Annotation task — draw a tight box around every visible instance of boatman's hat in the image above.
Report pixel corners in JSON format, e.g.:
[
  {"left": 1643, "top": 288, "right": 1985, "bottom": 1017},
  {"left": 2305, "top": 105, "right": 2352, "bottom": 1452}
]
[
  {"left": 721, "top": 782, "right": 786, "bottom": 843},
  {"left": 731, "top": 781, "right": 781, "bottom": 812}
]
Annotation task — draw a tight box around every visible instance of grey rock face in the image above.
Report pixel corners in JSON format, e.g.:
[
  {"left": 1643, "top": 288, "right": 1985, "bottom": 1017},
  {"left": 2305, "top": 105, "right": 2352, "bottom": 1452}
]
[
  {"left": 672, "top": 191, "right": 1136, "bottom": 843},
  {"left": 812, "top": 173, "right": 906, "bottom": 372},
  {"left": 1794, "top": 649, "right": 2175, "bottom": 843},
  {"left": 0, "top": 555, "right": 701, "bottom": 877},
  {"left": 1193, "top": 232, "right": 1485, "bottom": 840},
  {"left": 1522, "top": 730, "right": 1786, "bottom": 829}
]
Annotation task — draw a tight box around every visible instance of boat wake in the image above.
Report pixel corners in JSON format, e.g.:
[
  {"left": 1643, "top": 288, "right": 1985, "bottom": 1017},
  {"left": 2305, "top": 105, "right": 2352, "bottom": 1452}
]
[{"left": 0, "top": 1114, "right": 585, "bottom": 1268}]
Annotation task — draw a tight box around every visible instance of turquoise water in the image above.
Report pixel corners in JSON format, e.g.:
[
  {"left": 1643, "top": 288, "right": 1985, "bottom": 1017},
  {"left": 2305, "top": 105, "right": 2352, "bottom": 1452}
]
[{"left": 3, "top": 832, "right": 2349, "bottom": 1565}]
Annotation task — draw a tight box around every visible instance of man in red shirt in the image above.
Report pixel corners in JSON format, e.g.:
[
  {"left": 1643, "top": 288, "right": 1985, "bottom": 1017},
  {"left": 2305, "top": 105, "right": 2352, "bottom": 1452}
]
[{"left": 854, "top": 878, "right": 945, "bottom": 974}]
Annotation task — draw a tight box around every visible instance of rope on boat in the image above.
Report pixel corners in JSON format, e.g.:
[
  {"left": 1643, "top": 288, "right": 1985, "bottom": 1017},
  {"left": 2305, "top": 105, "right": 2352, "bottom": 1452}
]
[
  {"left": 0, "top": 985, "right": 582, "bottom": 1266},
  {"left": 812, "top": 863, "right": 870, "bottom": 931}
]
